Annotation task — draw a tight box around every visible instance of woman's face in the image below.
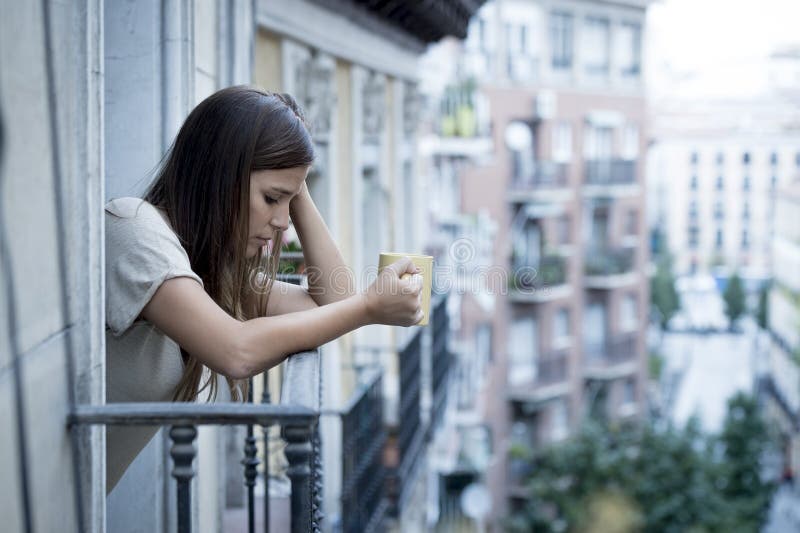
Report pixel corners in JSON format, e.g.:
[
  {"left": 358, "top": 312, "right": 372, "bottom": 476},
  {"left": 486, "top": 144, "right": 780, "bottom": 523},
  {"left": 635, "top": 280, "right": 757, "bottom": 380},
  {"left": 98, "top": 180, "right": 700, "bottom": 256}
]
[{"left": 247, "top": 166, "right": 309, "bottom": 259}]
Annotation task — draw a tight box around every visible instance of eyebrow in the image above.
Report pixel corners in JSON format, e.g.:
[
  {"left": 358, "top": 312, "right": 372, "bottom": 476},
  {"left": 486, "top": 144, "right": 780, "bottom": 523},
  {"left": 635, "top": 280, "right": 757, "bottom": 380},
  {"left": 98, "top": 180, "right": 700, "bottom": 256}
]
[{"left": 269, "top": 186, "right": 296, "bottom": 196}]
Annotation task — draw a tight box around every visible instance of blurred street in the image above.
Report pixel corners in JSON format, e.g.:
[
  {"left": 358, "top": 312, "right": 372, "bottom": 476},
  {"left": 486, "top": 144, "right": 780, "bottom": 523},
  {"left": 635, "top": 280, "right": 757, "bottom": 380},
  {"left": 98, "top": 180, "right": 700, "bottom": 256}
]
[{"left": 661, "top": 280, "right": 757, "bottom": 432}]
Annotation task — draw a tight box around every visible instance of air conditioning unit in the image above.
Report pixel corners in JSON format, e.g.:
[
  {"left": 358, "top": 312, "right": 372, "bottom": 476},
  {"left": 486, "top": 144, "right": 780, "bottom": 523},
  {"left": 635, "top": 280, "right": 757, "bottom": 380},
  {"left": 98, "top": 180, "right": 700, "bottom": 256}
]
[{"left": 535, "top": 90, "right": 556, "bottom": 120}]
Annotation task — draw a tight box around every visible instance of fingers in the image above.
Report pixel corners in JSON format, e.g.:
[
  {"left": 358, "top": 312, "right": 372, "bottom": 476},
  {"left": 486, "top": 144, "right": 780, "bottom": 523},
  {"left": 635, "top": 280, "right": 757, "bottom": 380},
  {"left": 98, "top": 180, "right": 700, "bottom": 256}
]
[
  {"left": 385, "top": 256, "right": 413, "bottom": 277},
  {"left": 386, "top": 257, "right": 422, "bottom": 278}
]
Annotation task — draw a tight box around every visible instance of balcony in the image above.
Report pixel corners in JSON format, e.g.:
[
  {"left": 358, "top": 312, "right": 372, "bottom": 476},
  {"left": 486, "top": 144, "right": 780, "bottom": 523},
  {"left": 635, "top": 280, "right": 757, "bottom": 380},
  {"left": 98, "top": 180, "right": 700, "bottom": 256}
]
[
  {"left": 507, "top": 161, "right": 571, "bottom": 204},
  {"left": 583, "top": 333, "right": 639, "bottom": 380},
  {"left": 583, "top": 159, "right": 639, "bottom": 197},
  {"left": 431, "top": 297, "right": 452, "bottom": 431},
  {"left": 508, "top": 349, "right": 571, "bottom": 403},
  {"left": 70, "top": 350, "right": 323, "bottom": 533},
  {"left": 584, "top": 246, "right": 638, "bottom": 288},
  {"left": 509, "top": 254, "right": 572, "bottom": 303},
  {"left": 341, "top": 370, "right": 389, "bottom": 533}
]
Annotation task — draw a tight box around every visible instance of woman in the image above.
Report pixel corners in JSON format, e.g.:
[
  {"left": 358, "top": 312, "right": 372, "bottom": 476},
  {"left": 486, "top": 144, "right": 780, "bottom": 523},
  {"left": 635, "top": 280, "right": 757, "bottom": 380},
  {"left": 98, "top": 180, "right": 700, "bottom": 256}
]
[{"left": 105, "top": 86, "right": 422, "bottom": 492}]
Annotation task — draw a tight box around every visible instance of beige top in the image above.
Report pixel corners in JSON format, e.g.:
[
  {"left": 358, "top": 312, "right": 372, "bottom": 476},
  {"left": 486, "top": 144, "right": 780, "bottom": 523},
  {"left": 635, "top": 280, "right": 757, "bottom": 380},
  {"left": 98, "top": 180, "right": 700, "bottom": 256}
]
[{"left": 104, "top": 197, "right": 203, "bottom": 492}]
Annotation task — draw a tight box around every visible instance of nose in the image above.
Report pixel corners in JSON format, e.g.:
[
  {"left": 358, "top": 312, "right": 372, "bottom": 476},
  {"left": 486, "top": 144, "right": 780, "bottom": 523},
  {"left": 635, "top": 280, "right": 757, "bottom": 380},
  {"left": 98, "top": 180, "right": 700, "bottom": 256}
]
[{"left": 270, "top": 205, "right": 290, "bottom": 232}]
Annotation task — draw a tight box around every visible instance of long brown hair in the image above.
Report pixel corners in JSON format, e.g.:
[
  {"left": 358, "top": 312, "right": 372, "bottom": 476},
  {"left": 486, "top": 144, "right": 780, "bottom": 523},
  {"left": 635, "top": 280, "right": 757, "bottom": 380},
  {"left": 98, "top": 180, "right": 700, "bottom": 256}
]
[{"left": 144, "top": 86, "right": 314, "bottom": 402}]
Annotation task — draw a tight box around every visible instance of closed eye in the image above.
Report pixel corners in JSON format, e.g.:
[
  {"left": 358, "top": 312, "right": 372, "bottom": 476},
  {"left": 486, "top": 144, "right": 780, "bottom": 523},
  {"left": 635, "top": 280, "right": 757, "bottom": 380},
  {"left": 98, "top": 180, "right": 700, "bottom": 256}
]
[{"left": 264, "top": 194, "right": 279, "bottom": 205}]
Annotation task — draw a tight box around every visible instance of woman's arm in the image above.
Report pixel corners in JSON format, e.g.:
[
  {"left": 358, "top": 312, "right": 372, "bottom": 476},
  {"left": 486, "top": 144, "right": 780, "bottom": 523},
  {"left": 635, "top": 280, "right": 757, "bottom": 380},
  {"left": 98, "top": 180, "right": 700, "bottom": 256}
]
[
  {"left": 142, "top": 258, "right": 422, "bottom": 379},
  {"left": 289, "top": 182, "right": 355, "bottom": 305}
]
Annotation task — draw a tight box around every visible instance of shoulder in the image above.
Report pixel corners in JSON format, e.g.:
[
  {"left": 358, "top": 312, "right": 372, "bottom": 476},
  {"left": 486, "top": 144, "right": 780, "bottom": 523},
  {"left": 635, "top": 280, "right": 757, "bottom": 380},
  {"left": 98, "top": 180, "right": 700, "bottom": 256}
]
[
  {"left": 105, "top": 197, "right": 174, "bottom": 240},
  {"left": 105, "top": 197, "right": 164, "bottom": 224}
]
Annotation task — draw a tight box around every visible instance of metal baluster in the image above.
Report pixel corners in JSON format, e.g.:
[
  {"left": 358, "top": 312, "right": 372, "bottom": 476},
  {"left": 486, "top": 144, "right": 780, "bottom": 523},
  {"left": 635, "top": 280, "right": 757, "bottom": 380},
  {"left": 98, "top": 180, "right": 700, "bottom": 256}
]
[
  {"left": 283, "top": 423, "right": 314, "bottom": 533},
  {"left": 261, "top": 371, "right": 271, "bottom": 533},
  {"left": 170, "top": 424, "right": 198, "bottom": 533},
  {"left": 243, "top": 381, "right": 260, "bottom": 533}
]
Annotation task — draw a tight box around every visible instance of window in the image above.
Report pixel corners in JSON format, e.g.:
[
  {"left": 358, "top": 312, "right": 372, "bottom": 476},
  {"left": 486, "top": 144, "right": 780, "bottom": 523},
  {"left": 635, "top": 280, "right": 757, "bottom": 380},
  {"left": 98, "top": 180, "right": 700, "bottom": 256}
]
[
  {"left": 550, "top": 400, "right": 569, "bottom": 441},
  {"left": 616, "top": 22, "right": 642, "bottom": 77},
  {"left": 505, "top": 121, "right": 534, "bottom": 182},
  {"left": 621, "top": 294, "right": 638, "bottom": 331},
  {"left": 690, "top": 175, "right": 698, "bottom": 190},
  {"left": 688, "top": 226, "right": 699, "bottom": 248},
  {"left": 716, "top": 175, "right": 724, "bottom": 191},
  {"left": 742, "top": 201, "right": 750, "bottom": 220},
  {"left": 742, "top": 152, "right": 750, "bottom": 165},
  {"left": 743, "top": 175, "right": 751, "bottom": 191},
  {"left": 741, "top": 229, "right": 750, "bottom": 249},
  {"left": 715, "top": 229, "right": 724, "bottom": 248},
  {"left": 553, "top": 308, "right": 570, "bottom": 344},
  {"left": 716, "top": 152, "right": 725, "bottom": 165},
  {"left": 552, "top": 121, "right": 572, "bottom": 162},
  {"left": 623, "top": 378, "right": 636, "bottom": 405},
  {"left": 583, "top": 17, "right": 610, "bottom": 76},
  {"left": 770, "top": 152, "right": 778, "bottom": 166},
  {"left": 714, "top": 202, "right": 724, "bottom": 220},
  {"left": 550, "top": 11, "right": 573, "bottom": 69},
  {"left": 509, "top": 318, "right": 537, "bottom": 386},
  {"left": 796, "top": 152, "right": 800, "bottom": 167},
  {"left": 771, "top": 175, "right": 778, "bottom": 189},
  {"left": 690, "top": 151, "right": 699, "bottom": 165},
  {"left": 688, "top": 201, "right": 698, "bottom": 220},
  {"left": 558, "top": 215, "right": 571, "bottom": 244},
  {"left": 622, "top": 124, "right": 639, "bottom": 160},
  {"left": 584, "top": 303, "right": 606, "bottom": 356},
  {"left": 626, "top": 209, "right": 638, "bottom": 235}
]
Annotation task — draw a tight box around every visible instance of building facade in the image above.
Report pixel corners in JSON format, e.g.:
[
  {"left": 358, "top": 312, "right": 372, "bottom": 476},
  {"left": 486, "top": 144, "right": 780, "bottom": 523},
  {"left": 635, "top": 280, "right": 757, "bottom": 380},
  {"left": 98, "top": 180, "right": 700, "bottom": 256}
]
[
  {"left": 0, "top": 0, "right": 481, "bottom": 532},
  {"left": 763, "top": 180, "right": 800, "bottom": 484},
  {"left": 421, "top": 0, "right": 652, "bottom": 526}
]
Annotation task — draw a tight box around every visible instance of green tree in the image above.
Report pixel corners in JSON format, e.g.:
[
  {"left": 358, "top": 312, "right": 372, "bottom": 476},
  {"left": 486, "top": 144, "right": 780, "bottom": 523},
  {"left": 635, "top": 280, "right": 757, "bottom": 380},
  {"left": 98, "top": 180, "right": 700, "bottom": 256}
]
[
  {"left": 651, "top": 256, "right": 680, "bottom": 330},
  {"left": 754, "top": 283, "right": 769, "bottom": 330},
  {"left": 723, "top": 274, "right": 746, "bottom": 330},
  {"left": 718, "top": 393, "right": 776, "bottom": 531},
  {"left": 506, "top": 396, "right": 776, "bottom": 533}
]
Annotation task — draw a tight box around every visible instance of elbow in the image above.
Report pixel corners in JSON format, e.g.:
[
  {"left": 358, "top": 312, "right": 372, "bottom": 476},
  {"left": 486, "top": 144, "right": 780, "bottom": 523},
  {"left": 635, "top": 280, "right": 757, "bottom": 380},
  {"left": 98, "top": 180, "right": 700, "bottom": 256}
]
[{"left": 222, "top": 323, "right": 282, "bottom": 380}]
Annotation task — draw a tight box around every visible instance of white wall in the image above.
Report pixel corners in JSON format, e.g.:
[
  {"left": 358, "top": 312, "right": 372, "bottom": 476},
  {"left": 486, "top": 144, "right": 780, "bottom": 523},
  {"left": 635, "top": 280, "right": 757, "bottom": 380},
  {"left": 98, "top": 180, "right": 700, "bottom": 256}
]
[{"left": 0, "top": 0, "right": 105, "bottom": 531}]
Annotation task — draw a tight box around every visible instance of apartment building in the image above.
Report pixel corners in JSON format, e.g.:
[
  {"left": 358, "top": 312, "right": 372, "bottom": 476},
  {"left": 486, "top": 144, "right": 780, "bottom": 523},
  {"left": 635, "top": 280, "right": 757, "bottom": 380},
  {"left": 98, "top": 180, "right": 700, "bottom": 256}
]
[
  {"left": 763, "top": 180, "right": 800, "bottom": 485},
  {"left": 647, "top": 48, "right": 800, "bottom": 281},
  {"left": 421, "top": 0, "right": 653, "bottom": 525},
  {"left": 0, "top": 1, "right": 481, "bottom": 532}
]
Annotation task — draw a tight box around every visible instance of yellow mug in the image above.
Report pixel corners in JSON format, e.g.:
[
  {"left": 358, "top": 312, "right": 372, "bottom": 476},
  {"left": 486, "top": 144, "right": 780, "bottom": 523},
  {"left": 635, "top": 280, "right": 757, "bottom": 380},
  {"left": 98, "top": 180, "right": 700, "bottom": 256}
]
[{"left": 378, "top": 253, "right": 434, "bottom": 326}]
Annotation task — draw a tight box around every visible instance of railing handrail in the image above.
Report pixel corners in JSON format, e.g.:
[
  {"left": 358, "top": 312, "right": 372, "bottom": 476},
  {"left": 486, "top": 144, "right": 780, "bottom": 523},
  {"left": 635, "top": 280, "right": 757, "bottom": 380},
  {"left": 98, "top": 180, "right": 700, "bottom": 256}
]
[
  {"left": 70, "top": 350, "right": 322, "bottom": 533},
  {"left": 281, "top": 349, "right": 321, "bottom": 411},
  {"left": 68, "top": 402, "right": 316, "bottom": 427}
]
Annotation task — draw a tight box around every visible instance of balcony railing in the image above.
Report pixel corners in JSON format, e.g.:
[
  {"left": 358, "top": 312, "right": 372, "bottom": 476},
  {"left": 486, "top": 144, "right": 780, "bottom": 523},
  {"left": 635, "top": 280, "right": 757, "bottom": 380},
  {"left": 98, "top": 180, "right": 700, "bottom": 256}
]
[
  {"left": 341, "top": 369, "right": 388, "bottom": 533},
  {"left": 511, "top": 254, "right": 568, "bottom": 291},
  {"left": 393, "top": 329, "right": 424, "bottom": 513},
  {"left": 509, "top": 161, "right": 569, "bottom": 192},
  {"left": 584, "top": 333, "right": 638, "bottom": 369},
  {"left": 584, "top": 247, "right": 635, "bottom": 277},
  {"left": 69, "top": 350, "right": 321, "bottom": 533},
  {"left": 584, "top": 159, "right": 636, "bottom": 186},
  {"left": 431, "top": 296, "right": 451, "bottom": 431},
  {"left": 536, "top": 349, "right": 569, "bottom": 386}
]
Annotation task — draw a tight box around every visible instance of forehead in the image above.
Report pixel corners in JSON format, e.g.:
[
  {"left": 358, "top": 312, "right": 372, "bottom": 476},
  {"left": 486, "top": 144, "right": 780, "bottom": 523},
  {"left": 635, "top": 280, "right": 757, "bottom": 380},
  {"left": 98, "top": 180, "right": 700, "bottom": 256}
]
[{"left": 251, "top": 167, "right": 309, "bottom": 194}]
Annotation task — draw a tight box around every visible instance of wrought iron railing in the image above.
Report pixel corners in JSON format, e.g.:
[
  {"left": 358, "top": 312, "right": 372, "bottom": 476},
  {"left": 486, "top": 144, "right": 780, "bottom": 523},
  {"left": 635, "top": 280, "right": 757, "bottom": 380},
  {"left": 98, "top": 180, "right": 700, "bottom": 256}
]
[
  {"left": 340, "top": 369, "right": 388, "bottom": 533},
  {"left": 69, "top": 350, "right": 321, "bottom": 533},
  {"left": 510, "top": 160, "right": 569, "bottom": 191},
  {"left": 511, "top": 254, "right": 568, "bottom": 290},
  {"left": 431, "top": 296, "right": 451, "bottom": 430},
  {"left": 536, "top": 349, "right": 569, "bottom": 386},
  {"left": 584, "top": 246, "right": 635, "bottom": 277},
  {"left": 583, "top": 333, "right": 638, "bottom": 368},
  {"left": 394, "top": 328, "right": 424, "bottom": 513},
  {"left": 584, "top": 159, "right": 636, "bottom": 185}
]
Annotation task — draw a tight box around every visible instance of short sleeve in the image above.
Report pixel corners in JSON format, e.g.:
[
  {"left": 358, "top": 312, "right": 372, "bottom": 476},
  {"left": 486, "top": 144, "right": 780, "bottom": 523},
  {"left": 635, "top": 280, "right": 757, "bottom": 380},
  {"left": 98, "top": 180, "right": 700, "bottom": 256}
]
[{"left": 105, "top": 198, "right": 203, "bottom": 336}]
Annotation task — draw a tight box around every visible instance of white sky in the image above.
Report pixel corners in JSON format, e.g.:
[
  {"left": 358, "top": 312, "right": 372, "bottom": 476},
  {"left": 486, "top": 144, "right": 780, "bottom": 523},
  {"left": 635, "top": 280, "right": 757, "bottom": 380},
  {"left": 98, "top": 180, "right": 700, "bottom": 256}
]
[{"left": 646, "top": 0, "right": 800, "bottom": 99}]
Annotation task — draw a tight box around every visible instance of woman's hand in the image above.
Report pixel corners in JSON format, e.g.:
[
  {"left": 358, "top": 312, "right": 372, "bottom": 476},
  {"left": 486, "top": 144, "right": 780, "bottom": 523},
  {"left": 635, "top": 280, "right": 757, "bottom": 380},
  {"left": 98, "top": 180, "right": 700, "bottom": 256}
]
[{"left": 361, "top": 256, "right": 424, "bottom": 326}]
